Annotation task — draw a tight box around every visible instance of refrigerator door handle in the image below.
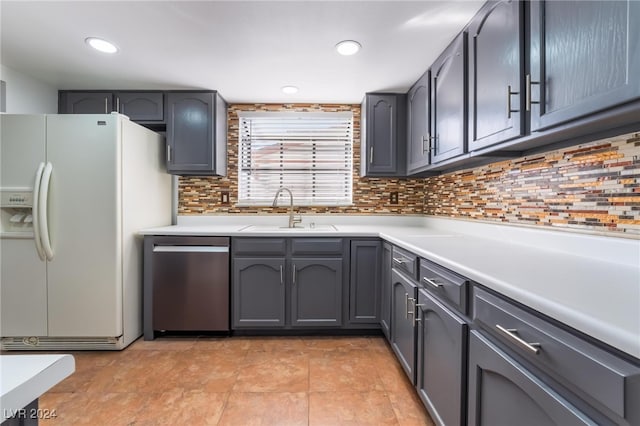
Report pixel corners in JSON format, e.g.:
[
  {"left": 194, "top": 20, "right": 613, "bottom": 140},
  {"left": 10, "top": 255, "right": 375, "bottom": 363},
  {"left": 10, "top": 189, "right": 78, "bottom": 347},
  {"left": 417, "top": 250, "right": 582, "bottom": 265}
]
[
  {"left": 39, "top": 162, "right": 54, "bottom": 261},
  {"left": 32, "top": 162, "right": 47, "bottom": 261}
]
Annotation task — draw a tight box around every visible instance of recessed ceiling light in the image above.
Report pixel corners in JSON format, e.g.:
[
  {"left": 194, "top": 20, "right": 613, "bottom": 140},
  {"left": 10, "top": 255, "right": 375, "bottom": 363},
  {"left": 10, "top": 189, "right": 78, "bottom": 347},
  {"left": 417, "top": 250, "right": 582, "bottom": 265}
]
[
  {"left": 85, "top": 37, "right": 118, "bottom": 54},
  {"left": 335, "top": 40, "right": 361, "bottom": 56},
  {"left": 281, "top": 86, "right": 299, "bottom": 94}
]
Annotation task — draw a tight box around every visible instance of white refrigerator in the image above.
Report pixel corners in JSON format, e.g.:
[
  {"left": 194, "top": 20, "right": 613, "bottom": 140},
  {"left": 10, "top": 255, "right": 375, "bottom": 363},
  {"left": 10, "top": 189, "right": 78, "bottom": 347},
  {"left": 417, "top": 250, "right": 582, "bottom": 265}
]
[{"left": 0, "top": 113, "right": 172, "bottom": 350}]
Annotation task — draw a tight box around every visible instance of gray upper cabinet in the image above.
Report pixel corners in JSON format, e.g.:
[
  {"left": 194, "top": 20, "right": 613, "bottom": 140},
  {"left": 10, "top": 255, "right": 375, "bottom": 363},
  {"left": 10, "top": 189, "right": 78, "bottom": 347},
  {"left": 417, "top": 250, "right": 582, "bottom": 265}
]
[
  {"left": 390, "top": 269, "right": 418, "bottom": 384},
  {"left": 406, "top": 71, "right": 431, "bottom": 174},
  {"left": 59, "top": 91, "right": 164, "bottom": 122},
  {"left": 529, "top": 0, "right": 640, "bottom": 131},
  {"left": 349, "top": 240, "right": 381, "bottom": 324},
  {"left": 291, "top": 258, "right": 342, "bottom": 327},
  {"left": 115, "top": 92, "right": 164, "bottom": 122},
  {"left": 468, "top": 331, "right": 597, "bottom": 426},
  {"left": 360, "top": 93, "right": 407, "bottom": 177},
  {"left": 431, "top": 31, "right": 467, "bottom": 163},
  {"left": 233, "top": 257, "right": 286, "bottom": 328},
  {"left": 60, "top": 91, "right": 113, "bottom": 114},
  {"left": 166, "top": 91, "right": 227, "bottom": 176},
  {"left": 468, "top": 0, "right": 524, "bottom": 150}
]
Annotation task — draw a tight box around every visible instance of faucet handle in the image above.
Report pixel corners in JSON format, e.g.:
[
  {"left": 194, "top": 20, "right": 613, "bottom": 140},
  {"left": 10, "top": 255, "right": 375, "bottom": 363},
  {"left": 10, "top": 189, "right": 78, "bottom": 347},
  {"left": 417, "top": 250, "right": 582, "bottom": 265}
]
[{"left": 291, "top": 215, "right": 303, "bottom": 227}]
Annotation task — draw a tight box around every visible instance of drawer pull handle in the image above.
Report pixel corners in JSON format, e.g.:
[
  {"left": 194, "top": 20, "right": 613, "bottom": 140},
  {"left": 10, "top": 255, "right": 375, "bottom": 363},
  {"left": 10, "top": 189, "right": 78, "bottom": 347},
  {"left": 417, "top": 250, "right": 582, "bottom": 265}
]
[
  {"left": 496, "top": 324, "right": 541, "bottom": 354},
  {"left": 393, "top": 258, "right": 406, "bottom": 265},
  {"left": 423, "top": 277, "right": 443, "bottom": 288}
]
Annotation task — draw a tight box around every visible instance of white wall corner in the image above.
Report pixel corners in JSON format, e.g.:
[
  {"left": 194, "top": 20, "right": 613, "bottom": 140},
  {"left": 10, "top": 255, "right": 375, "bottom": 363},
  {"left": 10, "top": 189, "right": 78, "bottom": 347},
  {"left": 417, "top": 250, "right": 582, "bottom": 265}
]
[{"left": 0, "top": 64, "right": 58, "bottom": 113}]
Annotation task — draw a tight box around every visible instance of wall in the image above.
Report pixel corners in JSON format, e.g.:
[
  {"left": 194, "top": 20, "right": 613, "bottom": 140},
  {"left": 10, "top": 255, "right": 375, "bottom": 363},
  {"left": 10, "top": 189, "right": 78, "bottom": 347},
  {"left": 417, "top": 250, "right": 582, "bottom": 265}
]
[
  {"left": 424, "top": 132, "right": 640, "bottom": 236},
  {"left": 0, "top": 65, "right": 58, "bottom": 113},
  {"left": 179, "top": 103, "right": 425, "bottom": 215}
]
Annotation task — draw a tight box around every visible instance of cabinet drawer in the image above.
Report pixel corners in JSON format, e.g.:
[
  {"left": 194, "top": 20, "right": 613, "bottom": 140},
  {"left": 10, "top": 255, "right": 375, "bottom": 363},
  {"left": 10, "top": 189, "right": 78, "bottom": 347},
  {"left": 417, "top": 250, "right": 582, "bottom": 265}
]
[
  {"left": 291, "top": 238, "right": 343, "bottom": 256},
  {"left": 419, "top": 258, "right": 469, "bottom": 314},
  {"left": 233, "top": 238, "right": 286, "bottom": 256},
  {"left": 391, "top": 246, "right": 417, "bottom": 279},
  {"left": 473, "top": 287, "right": 640, "bottom": 422}
]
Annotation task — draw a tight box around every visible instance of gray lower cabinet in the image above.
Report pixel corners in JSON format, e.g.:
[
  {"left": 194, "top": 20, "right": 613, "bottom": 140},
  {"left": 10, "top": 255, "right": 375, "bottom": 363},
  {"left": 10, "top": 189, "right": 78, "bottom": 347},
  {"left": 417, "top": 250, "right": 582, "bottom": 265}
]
[
  {"left": 431, "top": 31, "right": 467, "bottom": 163},
  {"left": 380, "top": 242, "right": 392, "bottom": 340},
  {"left": 291, "top": 258, "right": 342, "bottom": 326},
  {"left": 406, "top": 71, "right": 431, "bottom": 174},
  {"left": 233, "top": 257, "right": 285, "bottom": 328},
  {"left": 468, "top": 0, "right": 524, "bottom": 150},
  {"left": 468, "top": 331, "right": 596, "bottom": 426},
  {"left": 349, "top": 240, "right": 381, "bottom": 324},
  {"left": 166, "top": 91, "right": 227, "bottom": 176},
  {"left": 390, "top": 269, "right": 418, "bottom": 384},
  {"left": 232, "top": 238, "right": 344, "bottom": 329},
  {"left": 360, "top": 93, "right": 407, "bottom": 177},
  {"left": 529, "top": 0, "right": 640, "bottom": 131},
  {"left": 416, "top": 289, "right": 467, "bottom": 426}
]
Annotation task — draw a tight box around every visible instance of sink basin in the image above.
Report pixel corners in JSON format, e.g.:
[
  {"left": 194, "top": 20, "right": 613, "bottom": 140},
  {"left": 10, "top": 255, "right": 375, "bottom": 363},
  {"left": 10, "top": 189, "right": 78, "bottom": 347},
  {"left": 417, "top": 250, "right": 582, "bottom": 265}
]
[{"left": 239, "top": 224, "right": 338, "bottom": 232}]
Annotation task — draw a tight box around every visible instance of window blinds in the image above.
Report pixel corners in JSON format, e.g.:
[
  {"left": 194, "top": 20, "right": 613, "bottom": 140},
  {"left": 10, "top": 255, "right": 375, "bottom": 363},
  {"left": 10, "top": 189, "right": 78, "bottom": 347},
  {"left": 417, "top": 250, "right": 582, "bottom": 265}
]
[{"left": 238, "top": 112, "right": 353, "bottom": 206}]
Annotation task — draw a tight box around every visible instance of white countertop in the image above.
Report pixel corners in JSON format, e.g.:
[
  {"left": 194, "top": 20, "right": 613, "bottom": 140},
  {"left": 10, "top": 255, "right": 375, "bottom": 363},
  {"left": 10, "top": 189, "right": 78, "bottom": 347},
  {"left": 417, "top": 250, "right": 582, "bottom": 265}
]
[
  {"left": 0, "top": 354, "right": 75, "bottom": 420},
  {"left": 140, "top": 215, "right": 640, "bottom": 359}
]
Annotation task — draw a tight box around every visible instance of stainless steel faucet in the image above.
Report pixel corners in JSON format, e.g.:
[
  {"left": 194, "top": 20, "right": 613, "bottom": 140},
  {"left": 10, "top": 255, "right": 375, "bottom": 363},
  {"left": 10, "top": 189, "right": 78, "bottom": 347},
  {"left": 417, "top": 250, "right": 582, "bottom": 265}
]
[{"left": 272, "top": 187, "right": 302, "bottom": 228}]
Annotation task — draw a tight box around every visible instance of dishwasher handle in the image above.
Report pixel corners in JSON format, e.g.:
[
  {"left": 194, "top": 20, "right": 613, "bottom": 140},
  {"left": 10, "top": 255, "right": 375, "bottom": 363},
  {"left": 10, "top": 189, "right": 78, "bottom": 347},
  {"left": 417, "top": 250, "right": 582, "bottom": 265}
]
[{"left": 153, "top": 246, "right": 229, "bottom": 253}]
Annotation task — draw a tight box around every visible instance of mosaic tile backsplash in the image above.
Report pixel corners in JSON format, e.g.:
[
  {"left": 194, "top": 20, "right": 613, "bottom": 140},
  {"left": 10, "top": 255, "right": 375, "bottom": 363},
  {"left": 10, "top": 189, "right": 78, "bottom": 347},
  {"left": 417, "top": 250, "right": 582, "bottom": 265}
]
[
  {"left": 178, "top": 103, "right": 425, "bottom": 215},
  {"left": 178, "top": 103, "right": 640, "bottom": 236},
  {"left": 424, "top": 132, "right": 640, "bottom": 235}
]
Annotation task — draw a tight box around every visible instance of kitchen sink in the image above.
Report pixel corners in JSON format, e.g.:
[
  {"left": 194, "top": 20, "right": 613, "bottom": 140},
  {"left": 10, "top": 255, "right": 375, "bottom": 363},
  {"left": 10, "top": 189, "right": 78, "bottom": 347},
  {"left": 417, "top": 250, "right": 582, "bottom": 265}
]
[{"left": 239, "top": 224, "right": 338, "bottom": 232}]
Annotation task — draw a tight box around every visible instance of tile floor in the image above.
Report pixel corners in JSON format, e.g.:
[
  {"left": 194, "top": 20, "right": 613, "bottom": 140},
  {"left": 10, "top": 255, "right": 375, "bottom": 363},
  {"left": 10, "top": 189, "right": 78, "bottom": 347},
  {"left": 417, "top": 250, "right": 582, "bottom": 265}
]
[{"left": 36, "top": 336, "right": 434, "bottom": 425}]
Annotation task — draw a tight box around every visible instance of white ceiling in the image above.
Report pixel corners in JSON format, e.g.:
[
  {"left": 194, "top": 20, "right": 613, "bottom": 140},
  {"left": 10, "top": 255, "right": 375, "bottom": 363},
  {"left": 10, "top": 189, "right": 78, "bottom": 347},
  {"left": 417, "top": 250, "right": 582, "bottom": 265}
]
[{"left": 1, "top": 0, "right": 484, "bottom": 103}]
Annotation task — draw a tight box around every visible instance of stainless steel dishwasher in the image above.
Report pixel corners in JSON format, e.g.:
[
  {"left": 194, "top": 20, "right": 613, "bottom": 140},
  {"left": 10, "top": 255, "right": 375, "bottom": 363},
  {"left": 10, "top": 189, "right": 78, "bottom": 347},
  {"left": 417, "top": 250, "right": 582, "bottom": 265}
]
[{"left": 150, "top": 236, "right": 229, "bottom": 333}]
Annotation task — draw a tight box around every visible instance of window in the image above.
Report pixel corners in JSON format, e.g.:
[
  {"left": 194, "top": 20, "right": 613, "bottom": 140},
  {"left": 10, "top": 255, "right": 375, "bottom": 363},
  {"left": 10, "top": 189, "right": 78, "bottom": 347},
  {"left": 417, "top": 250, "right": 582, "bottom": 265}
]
[{"left": 238, "top": 112, "right": 353, "bottom": 206}]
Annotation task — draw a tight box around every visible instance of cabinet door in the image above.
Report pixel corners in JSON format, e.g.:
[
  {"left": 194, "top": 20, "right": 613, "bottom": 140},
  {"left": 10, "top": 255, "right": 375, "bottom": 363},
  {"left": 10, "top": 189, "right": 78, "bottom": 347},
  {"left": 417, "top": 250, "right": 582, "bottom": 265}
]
[
  {"left": 115, "top": 92, "right": 164, "bottom": 122},
  {"left": 166, "top": 92, "right": 216, "bottom": 174},
  {"left": 349, "top": 240, "right": 381, "bottom": 324},
  {"left": 416, "top": 290, "right": 467, "bottom": 426},
  {"left": 380, "top": 242, "right": 392, "bottom": 340},
  {"left": 407, "top": 71, "right": 431, "bottom": 173},
  {"left": 530, "top": 0, "right": 640, "bottom": 131},
  {"left": 468, "top": 331, "right": 596, "bottom": 426},
  {"left": 390, "top": 269, "right": 418, "bottom": 384},
  {"left": 362, "top": 94, "right": 405, "bottom": 176},
  {"left": 233, "top": 258, "right": 285, "bottom": 328},
  {"left": 61, "top": 92, "right": 113, "bottom": 114},
  {"left": 468, "top": 0, "right": 524, "bottom": 150},
  {"left": 431, "top": 32, "right": 467, "bottom": 163},
  {"left": 291, "top": 258, "right": 343, "bottom": 327}
]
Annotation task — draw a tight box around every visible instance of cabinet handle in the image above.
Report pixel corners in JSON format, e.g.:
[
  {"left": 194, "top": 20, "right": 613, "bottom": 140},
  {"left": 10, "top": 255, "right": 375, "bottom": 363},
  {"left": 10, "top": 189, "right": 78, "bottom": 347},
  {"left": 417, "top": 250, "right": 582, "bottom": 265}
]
[
  {"left": 292, "top": 264, "right": 296, "bottom": 285},
  {"left": 525, "top": 74, "right": 540, "bottom": 112},
  {"left": 166, "top": 144, "right": 171, "bottom": 163},
  {"left": 405, "top": 293, "right": 409, "bottom": 319},
  {"left": 507, "top": 85, "right": 519, "bottom": 119},
  {"left": 496, "top": 324, "right": 541, "bottom": 354},
  {"left": 104, "top": 97, "right": 108, "bottom": 114},
  {"left": 413, "top": 302, "right": 424, "bottom": 326},
  {"left": 116, "top": 97, "right": 120, "bottom": 113},
  {"left": 393, "top": 257, "right": 405, "bottom": 265},
  {"left": 405, "top": 294, "right": 416, "bottom": 320},
  {"left": 370, "top": 146, "right": 374, "bottom": 164},
  {"left": 423, "top": 277, "right": 443, "bottom": 289},
  {"left": 280, "top": 265, "right": 284, "bottom": 285}
]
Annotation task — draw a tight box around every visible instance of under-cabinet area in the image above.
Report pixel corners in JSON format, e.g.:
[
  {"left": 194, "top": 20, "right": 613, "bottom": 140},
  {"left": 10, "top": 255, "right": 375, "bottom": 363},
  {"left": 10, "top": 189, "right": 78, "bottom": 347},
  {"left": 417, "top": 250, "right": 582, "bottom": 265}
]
[{"left": 140, "top": 225, "right": 640, "bottom": 426}]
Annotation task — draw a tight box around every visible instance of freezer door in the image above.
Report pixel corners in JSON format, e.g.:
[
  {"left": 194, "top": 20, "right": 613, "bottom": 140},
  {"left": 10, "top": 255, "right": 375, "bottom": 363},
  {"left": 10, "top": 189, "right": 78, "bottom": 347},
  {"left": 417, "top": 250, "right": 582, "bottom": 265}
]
[
  {"left": 0, "top": 115, "right": 48, "bottom": 337},
  {"left": 45, "top": 114, "right": 122, "bottom": 337}
]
